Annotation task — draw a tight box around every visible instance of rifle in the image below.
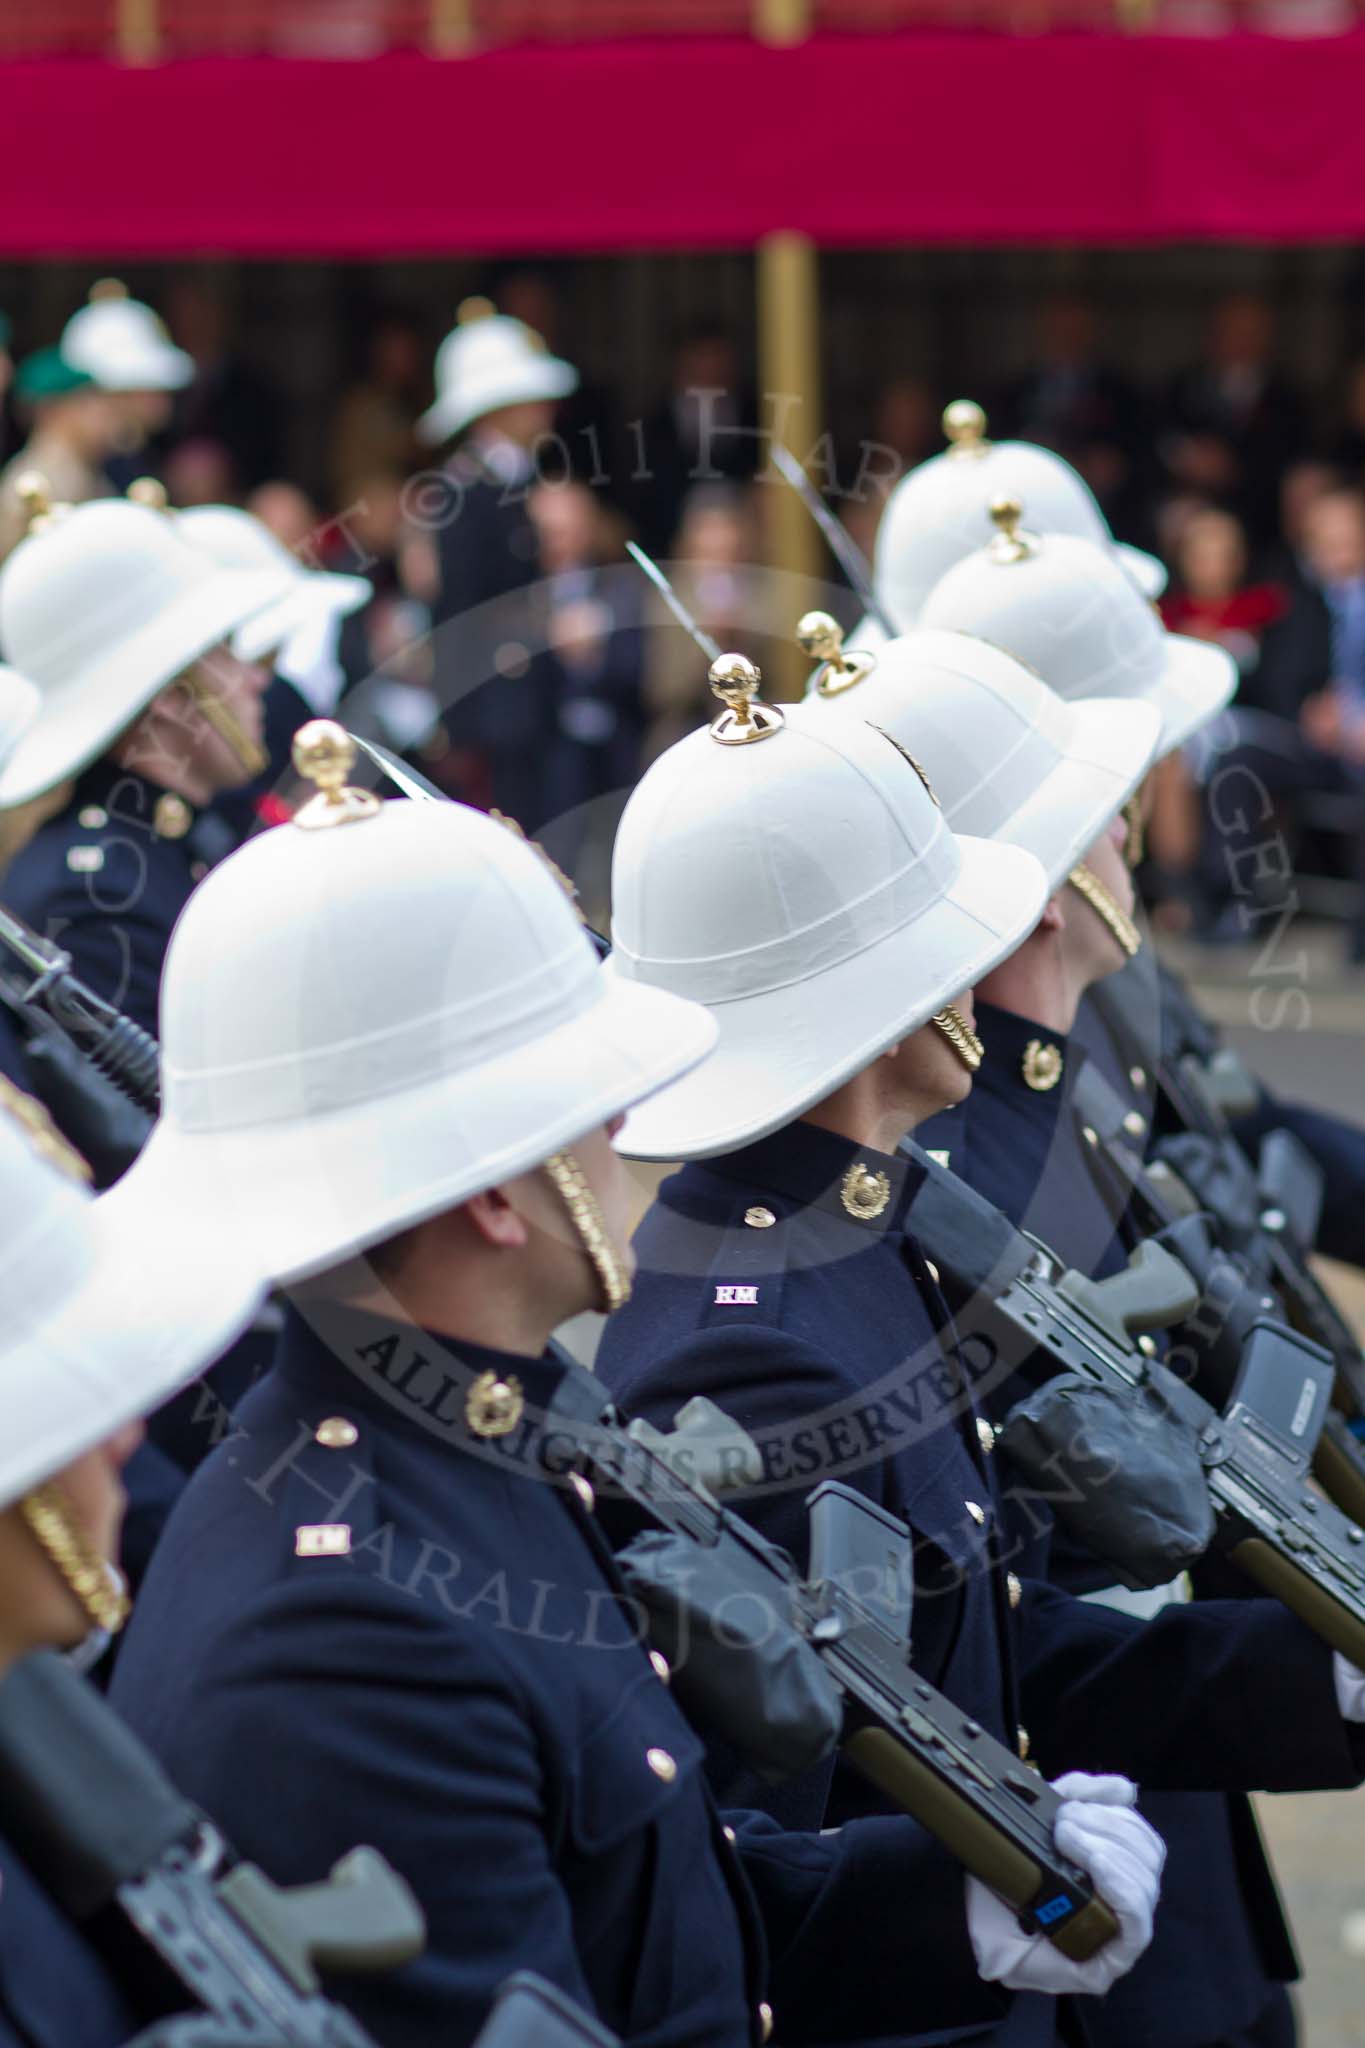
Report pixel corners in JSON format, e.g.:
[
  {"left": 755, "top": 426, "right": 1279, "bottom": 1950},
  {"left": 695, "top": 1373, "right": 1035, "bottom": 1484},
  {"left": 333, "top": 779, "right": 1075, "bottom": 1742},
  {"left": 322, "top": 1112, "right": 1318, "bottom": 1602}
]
[
  {"left": 1069, "top": 1053, "right": 1365, "bottom": 1532},
  {"left": 901, "top": 1145, "right": 1365, "bottom": 1669},
  {"left": 466, "top": 1975, "right": 619, "bottom": 2048},
  {"left": 0, "top": 902, "right": 161, "bottom": 1114},
  {"left": 0, "top": 1652, "right": 424, "bottom": 2048},
  {"left": 542, "top": 1359, "right": 1122, "bottom": 1964},
  {"left": 129, "top": 1973, "right": 619, "bottom": 2048}
]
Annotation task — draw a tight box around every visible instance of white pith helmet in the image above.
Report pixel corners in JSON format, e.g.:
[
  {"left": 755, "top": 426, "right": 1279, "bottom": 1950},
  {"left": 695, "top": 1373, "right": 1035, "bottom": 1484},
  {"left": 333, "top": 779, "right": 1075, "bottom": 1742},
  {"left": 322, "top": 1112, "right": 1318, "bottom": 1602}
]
[
  {"left": 919, "top": 501, "right": 1234, "bottom": 757},
  {"left": 0, "top": 494, "right": 294, "bottom": 808},
  {"left": 113, "top": 726, "right": 716, "bottom": 1288},
  {"left": 417, "top": 297, "right": 578, "bottom": 446},
  {"left": 178, "top": 504, "right": 372, "bottom": 667},
  {"left": 606, "top": 654, "right": 1048, "bottom": 1163},
  {"left": 0, "top": 1089, "right": 267, "bottom": 1512},
  {"left": 799, "top": 617, "right": 1161, "bottom": 892},
  {"left": 873, "top": 400, "right": 1167, "bottom": 631},
  {"left": 61, "top": 280, "right": 193, "bottom": 393}
]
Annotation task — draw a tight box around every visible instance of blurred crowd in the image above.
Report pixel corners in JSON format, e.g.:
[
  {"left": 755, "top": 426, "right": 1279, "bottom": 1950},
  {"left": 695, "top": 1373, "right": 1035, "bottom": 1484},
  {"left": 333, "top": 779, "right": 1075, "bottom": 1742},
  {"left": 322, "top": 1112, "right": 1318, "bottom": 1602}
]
[{"left": 6, "top": 278, "right": 1365, "bottom": 944}]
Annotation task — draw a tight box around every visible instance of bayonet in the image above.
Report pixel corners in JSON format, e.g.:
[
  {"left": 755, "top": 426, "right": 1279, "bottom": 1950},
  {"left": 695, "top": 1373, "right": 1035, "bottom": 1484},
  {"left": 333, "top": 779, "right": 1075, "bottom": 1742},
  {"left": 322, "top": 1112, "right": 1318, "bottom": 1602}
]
[
  {"left": 770, "top": 445, "right": 898, "bottom": 639},
  {"left": 624, "top": 542, "right": 723, "bottom": 665}
]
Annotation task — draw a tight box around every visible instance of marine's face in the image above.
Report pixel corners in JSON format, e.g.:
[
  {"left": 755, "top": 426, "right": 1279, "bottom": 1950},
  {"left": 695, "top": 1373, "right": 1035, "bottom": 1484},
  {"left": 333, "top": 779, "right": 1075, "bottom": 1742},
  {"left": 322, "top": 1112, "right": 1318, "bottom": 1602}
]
[{"left": 0, "top": 1424, "right": 141, "bottom": 1656}]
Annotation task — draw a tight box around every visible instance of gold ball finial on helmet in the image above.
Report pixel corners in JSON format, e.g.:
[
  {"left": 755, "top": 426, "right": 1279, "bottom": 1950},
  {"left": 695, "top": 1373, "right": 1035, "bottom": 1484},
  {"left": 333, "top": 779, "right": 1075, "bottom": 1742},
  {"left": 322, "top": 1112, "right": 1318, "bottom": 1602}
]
[
  {"left": 796, "top": 609, "right": 878, "bottom": 698},
  {"left": 457, "top": 296, "right": 497, "bottom": 325},
  {"left": 795, "top": 611, "right": 843, "bottom": 664},
  {"left": 291, "top": 719, "right": 382, "bottom": 830},
  {"left": 89, "top": 278, "right": 130, "bottom": 303},
  {"left": 127, "top": 476, "right": 170, "bottom": 512},
  {"left": 943, "top": 399, "right": 989, "bottom": 455},
  {"left": 14, "top": 473, "right": 54, "bottom": 537},
  {"left": 988, "top": 495, "right": 1036, "bottom": 564},
  {"left": 708, "top": 652, "right": 784, "bottom": 747}
]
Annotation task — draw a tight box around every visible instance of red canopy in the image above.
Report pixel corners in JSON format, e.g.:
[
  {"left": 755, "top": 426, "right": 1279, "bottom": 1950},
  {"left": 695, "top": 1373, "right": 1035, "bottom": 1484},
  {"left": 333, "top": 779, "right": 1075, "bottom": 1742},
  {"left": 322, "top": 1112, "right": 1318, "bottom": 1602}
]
[{"left": 7, "top": 31, "right": 1365, "bottom": 254}]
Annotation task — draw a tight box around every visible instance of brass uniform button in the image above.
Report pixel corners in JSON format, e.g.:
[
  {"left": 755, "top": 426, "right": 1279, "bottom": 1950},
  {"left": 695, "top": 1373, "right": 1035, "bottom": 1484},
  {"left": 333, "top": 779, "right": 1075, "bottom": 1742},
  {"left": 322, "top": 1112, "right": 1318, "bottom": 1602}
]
[
  {"left": 1082, "top": 1125, "right": 1099, "bottom": 1147},
  {"left": 1137, "top": 1335, "right": 1157, "bottom": 1358},
  {"left": 570, "top": 1472, "right": 595, "bottom": 1513},
  {"left": 77, "top": 804, "right": 107, "bottom": 829},
  {"left": 153, "top": 792, "right": 193, "bottom": 840},
  {"left": 1129, "top": 1065, "right": 1147, "bottom": 1091},
  {"left": 1007, "top": 1572, "right": 1022, "bottom": 1610},
  {"left": 314, "top": 1416, "right": 358, "bottom": 1449},
  {"left": 924, "top": 1258, "right": 941, "bottom": 1284},
  {"left": 723, "top": 1824, "right": 737, "bottom": 1844},
  {"left": 1122, "top": 1110, "right": 1147, "bottom": 1140},
  {"left": 646, "top": 1747, "right": 677, "bottom": 1783},
  {"left": 1017, "top": 1725, "right": 1031, "bottom": 1761},
  {"left": 649, "top": 1650, "right": 671, "bottom": 1685},
  {"left": 465, "top": 1370, "right": 524, "bottom": 1439},
  {"left": 758, "top": 2003, "right": 774, "bottom": 2043},
  {"left": 976, "top": 1418, "right": 996, "bottom": 1455},
  {"left": 841, "top": 1162, "right": 891, "bottom": 1221},
  {"left": 1021, "top": 1039, "right": 1063, "bottom": 1092},
  {"left": 965, "top": 1500, "right": 986, "bottom": 1527},
  {"left": 744, "top": 1205, "right": 776, "bottom": 1229}
]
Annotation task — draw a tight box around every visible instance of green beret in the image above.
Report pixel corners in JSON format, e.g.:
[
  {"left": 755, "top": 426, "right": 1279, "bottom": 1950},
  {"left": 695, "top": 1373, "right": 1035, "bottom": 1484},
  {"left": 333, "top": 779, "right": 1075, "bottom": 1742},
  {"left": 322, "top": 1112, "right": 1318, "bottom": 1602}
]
[{"left": 14, "top": 346, "right": 96, "bottom": 401}]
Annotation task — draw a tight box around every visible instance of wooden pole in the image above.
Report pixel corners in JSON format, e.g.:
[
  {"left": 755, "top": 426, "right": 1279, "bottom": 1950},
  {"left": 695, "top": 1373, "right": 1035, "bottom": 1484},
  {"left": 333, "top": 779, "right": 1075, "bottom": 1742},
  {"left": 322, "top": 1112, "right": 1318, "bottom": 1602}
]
[
  {"left": 430, "top": 0, "right": 475, "bottom": 56},
  {"left": 115, "top": 0, "right": 159, "bottom": 64},
  {"left": 754, "top": 0, "right": 811, "bottom": 41},
  {"left": 756, "top": 229, "right": 824, "bottom": 700}
]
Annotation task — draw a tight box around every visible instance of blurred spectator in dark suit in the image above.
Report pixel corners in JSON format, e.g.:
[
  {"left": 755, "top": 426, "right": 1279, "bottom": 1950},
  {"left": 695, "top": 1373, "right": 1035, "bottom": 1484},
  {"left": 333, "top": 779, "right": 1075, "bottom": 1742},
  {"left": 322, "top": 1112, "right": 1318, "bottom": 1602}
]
[
  {"left": 1004, "top": 295, "right": 1143, "bottom": 455},
  {"left": 329, "top": 312, "right": 425, "bottom": 504},
  {"left": 496, "top": 268, "right": 621, "bottom": 496},
  {"left": 635, "top": 326, "right": 759, "bottom": 555},
  {"left": 1193, "top": 489, "right": 1364, "bottom": 950},
  {"left": 1146, "top": 509, "right": 1276, "bottom": 927},
  {"left": 1003, "top": 295, "right": 1152, "bottom": 544},
  {"left": 166, "top": 276, "right": 282, "bottom": 492},
  {"left": 531, "top": 480, "right": 646, "bottom": 916},
  {"left": 1164, "top": 293, "right": 1304, "bottom": 546},
  {"left": 1271, "top": 457, "right": 1345, "bottom": 592},
  {"left": 1327, "top": 355, "right": 1365, "bottom": 484},
  {"left": 163, "top": 437, "right": 237, "bottom": 509},
  {"left": 533, "top": 481, "right": 646, "bottom": 816}
]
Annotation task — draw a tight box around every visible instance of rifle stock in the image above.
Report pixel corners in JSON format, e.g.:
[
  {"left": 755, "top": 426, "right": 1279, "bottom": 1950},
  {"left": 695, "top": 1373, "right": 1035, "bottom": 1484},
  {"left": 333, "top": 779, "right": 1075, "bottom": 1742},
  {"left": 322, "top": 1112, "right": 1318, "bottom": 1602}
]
[
  {"left": 544, "top": 1368, "right": 1121, "bottom": 1961},
  {"left": 903, "top": 1148, "right": 1365, "bottom": 1670}
]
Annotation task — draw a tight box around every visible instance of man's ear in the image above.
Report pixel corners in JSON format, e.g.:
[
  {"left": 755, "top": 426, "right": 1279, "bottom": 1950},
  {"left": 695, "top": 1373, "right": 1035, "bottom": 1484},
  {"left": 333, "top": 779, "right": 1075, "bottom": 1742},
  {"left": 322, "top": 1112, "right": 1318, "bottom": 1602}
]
[
  {"left": 465, "top": 1184, "right": 532, "bottom": 1251},
  {"left": 1040, "top": 893, "right": 1067, "bottom": 934},
  {"left": 879, "top": 1040, "right": 902, "bottom": 1061}
]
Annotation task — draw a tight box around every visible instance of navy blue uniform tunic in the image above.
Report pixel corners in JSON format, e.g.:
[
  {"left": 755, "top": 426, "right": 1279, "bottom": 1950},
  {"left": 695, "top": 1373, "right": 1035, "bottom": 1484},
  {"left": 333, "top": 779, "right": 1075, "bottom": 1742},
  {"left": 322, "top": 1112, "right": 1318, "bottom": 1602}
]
[
  {"left": 920, "top": 1002, "right": 1308, "bottom": 2048},
  {"left": 110, "top": 1302, "right": 1004, "bottom": 2048},
  {"left": 598, "top": 1119, "right": 1365, "bottom": 2048}
]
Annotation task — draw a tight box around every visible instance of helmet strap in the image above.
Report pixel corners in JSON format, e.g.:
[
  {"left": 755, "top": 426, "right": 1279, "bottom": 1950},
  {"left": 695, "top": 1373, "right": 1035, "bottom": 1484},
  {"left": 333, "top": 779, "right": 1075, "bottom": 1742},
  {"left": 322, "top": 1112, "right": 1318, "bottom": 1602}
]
[
  {"left": 931, "top": 1005, "right": 985, "bottom": 1074},
  {"left": 18, "top": 1482, "right": 130, "bottom": 1636},
  {"left": 176, "top": 663, "right": 269, "bottom": 779},
  {"left": 1067, "top": 862, "right": 1142, "bottom": 959},
  {"left": 543, "top": 1151, "right": 632, "bottom": 1315}
]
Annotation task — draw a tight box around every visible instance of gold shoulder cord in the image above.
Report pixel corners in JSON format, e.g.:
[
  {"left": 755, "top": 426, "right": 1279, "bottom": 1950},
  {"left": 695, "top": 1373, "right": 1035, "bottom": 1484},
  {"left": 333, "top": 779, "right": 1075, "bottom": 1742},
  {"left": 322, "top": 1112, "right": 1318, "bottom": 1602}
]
[
  {"left": 543, "top": 1152, "right": 632, "bottom": 1315},
  {"left": 1067, "top": 862, "right": 1142, "bottom": 959},
  {"left": 19, "top": 1484, "right": 130, "bottom": 1635},
  {"left": 932, "top": 1006, "right": 985, "bottom": 1074}
]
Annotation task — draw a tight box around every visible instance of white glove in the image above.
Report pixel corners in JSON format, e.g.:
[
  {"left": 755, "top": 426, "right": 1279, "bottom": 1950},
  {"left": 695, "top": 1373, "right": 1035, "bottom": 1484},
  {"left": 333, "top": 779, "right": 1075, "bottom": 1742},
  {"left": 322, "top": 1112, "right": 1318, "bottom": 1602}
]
[
  {"left": 965, "top": 1772, "right": 1166, "bottom": 1997},
  {"left": 1333, "top": 1653, "right": 1365, "bottom": 1722}
]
